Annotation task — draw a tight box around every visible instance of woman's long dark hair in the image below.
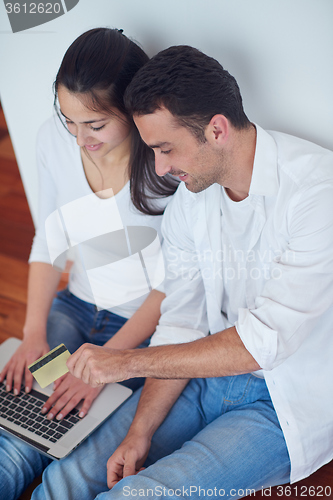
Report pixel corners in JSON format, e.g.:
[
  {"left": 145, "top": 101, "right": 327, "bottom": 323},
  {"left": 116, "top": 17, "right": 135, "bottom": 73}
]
[{"left": 54, "top": 28, "right": 178, "bottom": 215}]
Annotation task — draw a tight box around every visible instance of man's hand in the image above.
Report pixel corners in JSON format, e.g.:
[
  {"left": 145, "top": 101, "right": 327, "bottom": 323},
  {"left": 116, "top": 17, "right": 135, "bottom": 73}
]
[
  {"left": 106, "top": 430, "right": 151, "bottom": 489},
  {"left": 41, "top": 372, "right": 103, "bottom": 420},
  {"left": 0, "top": 337, "right": 49, "bottom": 395},
  {"left": 67, "top": 344, "right": 131, "bottom": 387},
  {"left": 106, "top": 378, "right": 189, "bottom": 489}
]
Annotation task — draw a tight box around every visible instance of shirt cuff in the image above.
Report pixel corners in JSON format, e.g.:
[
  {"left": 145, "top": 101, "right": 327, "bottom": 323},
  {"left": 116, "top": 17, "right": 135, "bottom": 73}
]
[
  {"left": 149, "top": 325, "right": 206, "bottom": 347},
  {"left": 235, "top": 308, "right": 278, "bottom": 370},
  {"left": 28, "top": 253, "right": 67, "bottom": 271},
  {"left": 154, "top": 281, "right": 165, "bottom": 294}
]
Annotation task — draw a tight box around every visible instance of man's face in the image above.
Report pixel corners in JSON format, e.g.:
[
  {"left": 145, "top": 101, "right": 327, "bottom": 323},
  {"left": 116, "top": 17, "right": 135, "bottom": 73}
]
[{"left": 134, "top": 107, "right": 225, "bottom": 193}]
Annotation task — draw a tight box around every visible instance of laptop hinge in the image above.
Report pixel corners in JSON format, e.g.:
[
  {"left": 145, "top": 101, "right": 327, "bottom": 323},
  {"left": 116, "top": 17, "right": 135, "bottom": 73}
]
[{"left": 0, "top": 423, "right": 50, "bottom": 454}]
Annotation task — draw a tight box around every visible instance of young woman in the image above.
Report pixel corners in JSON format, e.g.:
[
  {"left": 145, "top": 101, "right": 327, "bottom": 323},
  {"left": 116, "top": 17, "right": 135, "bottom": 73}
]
[{"left": 0, "top": 27, "right": 177, "bottom": 434}]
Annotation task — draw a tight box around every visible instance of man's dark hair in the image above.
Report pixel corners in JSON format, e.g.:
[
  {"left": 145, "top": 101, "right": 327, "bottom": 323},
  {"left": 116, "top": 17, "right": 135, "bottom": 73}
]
[{"left": 125, "top": 45, "right": 251, "bottom": 142}]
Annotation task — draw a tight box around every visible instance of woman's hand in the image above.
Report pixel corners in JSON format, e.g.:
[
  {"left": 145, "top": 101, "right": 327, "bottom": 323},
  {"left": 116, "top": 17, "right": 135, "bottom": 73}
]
[
  {"left": 41, "top": 371, "right": 103, "bottom": 420},
  {"left": 0, "top": 337, "right": 49, "bottom": 395}
]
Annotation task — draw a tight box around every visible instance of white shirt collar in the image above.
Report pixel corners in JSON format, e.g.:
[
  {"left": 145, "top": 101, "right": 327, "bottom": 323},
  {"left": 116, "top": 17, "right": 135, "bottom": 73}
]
[{"left": 249, "top": 124, "right": 279, "bottom": 198}]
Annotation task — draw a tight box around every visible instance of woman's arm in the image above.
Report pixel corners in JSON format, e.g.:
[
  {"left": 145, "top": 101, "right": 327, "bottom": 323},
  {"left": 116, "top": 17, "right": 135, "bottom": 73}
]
[
  {"left": 0, "top": 262, "right": 61, "bottom": 394},
  {"left": 23, "top": 261, "right": 62, "bottom": 340},
  {"left": 104, "top": 290, "right": 165, "bottom": 350}
]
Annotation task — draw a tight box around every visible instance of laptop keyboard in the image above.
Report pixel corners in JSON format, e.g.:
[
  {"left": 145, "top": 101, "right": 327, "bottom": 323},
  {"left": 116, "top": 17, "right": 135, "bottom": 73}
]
[{"left": 0, "top": 382, "right": 81, "bottom": 443}]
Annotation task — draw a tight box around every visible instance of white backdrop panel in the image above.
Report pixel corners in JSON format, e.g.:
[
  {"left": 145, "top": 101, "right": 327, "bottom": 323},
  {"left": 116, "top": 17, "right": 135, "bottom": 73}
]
[{"left": 0, "top": 0, "right": 332, "bottom": 223}]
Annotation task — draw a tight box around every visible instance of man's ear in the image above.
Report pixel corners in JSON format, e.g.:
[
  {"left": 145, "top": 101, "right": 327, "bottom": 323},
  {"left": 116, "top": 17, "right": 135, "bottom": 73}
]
[{"left": 205, "top": 115, "right": 229, "bottom": 145}]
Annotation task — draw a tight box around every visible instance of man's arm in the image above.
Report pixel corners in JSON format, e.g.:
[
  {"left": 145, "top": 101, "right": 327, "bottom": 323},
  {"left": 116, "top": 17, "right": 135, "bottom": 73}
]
[
  {"left": 67, "top": 326, "right": 260, "bottom": 387},
  {"left": 97, "top": 325, "right": 258, "bottom": 489},
  {"left": 41, "top": 289, "right": 165, "bottom": 420}
]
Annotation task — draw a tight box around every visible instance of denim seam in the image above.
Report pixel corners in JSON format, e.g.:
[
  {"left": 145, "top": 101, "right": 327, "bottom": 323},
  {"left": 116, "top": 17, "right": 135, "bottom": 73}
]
[
  {"left": 223, "top": 375, "right": 254, "bottom": 407},
  {"left": 89, "top": 312, "right": 110, "bottom": 335}
]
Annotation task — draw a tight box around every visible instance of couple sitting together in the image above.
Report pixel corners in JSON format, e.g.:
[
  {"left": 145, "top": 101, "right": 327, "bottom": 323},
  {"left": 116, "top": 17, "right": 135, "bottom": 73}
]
[{"left": 0, "top": 27, "right": 332, "bottom": 500}]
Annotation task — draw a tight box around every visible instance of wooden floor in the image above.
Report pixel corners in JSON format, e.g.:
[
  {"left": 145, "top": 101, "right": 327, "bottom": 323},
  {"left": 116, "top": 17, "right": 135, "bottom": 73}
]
[
  {"left": 0, "top": 105, "right": 332, "bottom": 498},
  {"left": 0, "top": 105, "right": 67, "bottom": 345},
  {"left": 0, "top": 106, "right": 34, "bottom": 344}
]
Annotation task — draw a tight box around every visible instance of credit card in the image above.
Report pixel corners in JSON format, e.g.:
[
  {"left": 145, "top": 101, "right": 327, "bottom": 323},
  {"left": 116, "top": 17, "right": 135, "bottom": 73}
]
[{"left": 28, "top": 344, "right": 70, "bottom": 388}]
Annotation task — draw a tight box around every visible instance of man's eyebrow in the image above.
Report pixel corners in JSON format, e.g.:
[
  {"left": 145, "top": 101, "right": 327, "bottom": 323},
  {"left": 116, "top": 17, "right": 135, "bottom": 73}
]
[
  {"left": 148, "top": 141, "right": 171, "bottom": 149},
  {"left": 60, "top": 110, "right": 107, "bottom": 124}
]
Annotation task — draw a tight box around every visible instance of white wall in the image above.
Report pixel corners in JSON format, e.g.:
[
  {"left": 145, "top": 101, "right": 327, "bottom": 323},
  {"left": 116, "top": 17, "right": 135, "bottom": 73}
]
[{"left": 0, "top": 0, "right": 332, "bottom": 223}]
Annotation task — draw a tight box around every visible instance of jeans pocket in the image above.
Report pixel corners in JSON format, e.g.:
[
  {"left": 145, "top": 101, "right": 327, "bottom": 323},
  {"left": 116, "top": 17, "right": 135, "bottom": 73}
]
[{"left": 223, "top": 374, "right": 255, "bottom": 407}]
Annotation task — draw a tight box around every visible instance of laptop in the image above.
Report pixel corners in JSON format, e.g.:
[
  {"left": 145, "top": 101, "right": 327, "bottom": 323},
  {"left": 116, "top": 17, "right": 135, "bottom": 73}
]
[{"left": 0, "top": 337, "right": 132, "bottom": 459}]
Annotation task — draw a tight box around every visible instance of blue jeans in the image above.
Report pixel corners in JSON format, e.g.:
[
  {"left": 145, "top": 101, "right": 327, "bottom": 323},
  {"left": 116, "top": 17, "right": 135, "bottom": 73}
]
[
  {"left": 0, "top": 288, "right": 148, "bottom": 500},
  {"left": 47, "top": 288, "right": 149, "bottom": 391},
  {"left": 30, "top": 374, "right": 290, "bottom": 499},
  {"left": 47, "top": 288, "right": 130, "bottom": 352}
]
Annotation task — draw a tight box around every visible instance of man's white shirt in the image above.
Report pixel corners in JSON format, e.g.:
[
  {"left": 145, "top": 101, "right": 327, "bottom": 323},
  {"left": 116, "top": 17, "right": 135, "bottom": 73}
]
[{"left": 150, "top": 125, "right": 333, "bottom": 483}]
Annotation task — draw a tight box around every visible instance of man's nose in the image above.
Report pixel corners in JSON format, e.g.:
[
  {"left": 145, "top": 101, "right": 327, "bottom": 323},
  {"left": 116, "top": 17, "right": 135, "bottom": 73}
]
[{"left": 154, "top": 153, "right": 171, "bottom": 177}]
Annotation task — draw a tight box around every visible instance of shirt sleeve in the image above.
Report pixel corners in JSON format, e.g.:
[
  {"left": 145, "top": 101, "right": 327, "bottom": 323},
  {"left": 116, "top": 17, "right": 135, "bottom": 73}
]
[
  {"left": 149, "top": 184, "right": 209, "bottom": 346},
  {"left": 28, "top": 122, "right": 67, "bottom": 270},
  {"left": 236, "top": 180, "right": 333, "bottom": 370}
]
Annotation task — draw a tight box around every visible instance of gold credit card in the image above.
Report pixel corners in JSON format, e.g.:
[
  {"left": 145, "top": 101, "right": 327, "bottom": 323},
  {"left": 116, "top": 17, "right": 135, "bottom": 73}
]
[{"left": 28, "top": 344, "right": 70, "bottom": 388}]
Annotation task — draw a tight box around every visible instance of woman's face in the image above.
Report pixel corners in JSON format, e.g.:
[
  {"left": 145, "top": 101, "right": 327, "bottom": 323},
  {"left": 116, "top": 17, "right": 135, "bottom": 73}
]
[{"left": 57, "top": 85, "right": 132, "bottom": 160}]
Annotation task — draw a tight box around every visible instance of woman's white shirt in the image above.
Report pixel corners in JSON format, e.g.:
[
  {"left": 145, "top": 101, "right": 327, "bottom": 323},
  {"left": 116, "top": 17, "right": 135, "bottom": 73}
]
[{"left": 29, "top": 117, "right": 169, "bottom": 319}]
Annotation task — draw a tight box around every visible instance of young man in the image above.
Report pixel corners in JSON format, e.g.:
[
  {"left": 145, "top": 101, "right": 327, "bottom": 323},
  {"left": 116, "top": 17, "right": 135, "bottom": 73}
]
[{"left": 31, "top": 45, "right": 333, "bottom": 499}]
